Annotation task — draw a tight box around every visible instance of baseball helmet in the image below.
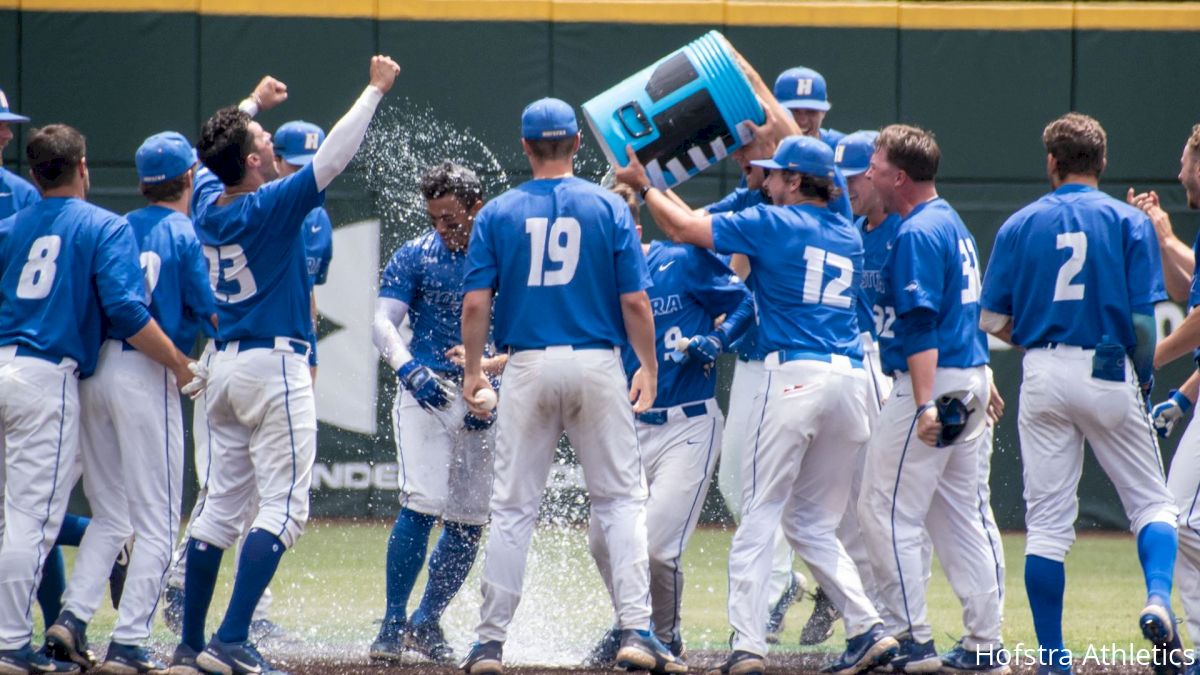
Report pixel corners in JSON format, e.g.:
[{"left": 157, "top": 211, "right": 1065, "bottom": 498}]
[
  {"left": 750, "top": 134, "right": 836, "bottom": 179},
  {"left": 935, "top": 390, "right": 987, "bottom": 447}
]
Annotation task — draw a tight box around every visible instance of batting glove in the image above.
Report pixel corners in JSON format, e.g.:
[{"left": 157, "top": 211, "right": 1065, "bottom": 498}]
[
  {"left": 397, "top": 360, "right": 455, "bottom": 411},
  {"left": 181, "top": 361, "right": 210, "bottom": 401},
  {"left": 666, "top": 333, "right": 723, "bottom": 366},
  {"left": 463, "top": 412, "right": 494, "bottom": 431},
  {"left": 1152, "top": 389, "right": 1193, "bottom": 439}
]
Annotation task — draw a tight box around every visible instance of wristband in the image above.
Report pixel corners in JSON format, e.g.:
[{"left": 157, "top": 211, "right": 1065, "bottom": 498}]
[{"left": 638, "top": 184, "right": 653, "bottom": 200}]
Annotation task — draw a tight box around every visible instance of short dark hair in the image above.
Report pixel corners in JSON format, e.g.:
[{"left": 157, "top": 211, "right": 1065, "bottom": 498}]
[
  {"left": 140, "top": 173, "right": 189, "bottom": 203},
  {"left": 1043, "top": 113, "right": 1106, "bottom": 180},
  {"left": 609, "top": 183, "right": 640, "bottom": 225},
  {"left": 779, "top": 171, "right": 841, "bottom": 203},
  {"left": 1189, "top": 123, "right": 1200, "bottom": 156},
  {"left": 526, "top": 137, "right": 576, "bottom": 162},
  {"left": 26, "top": 124, "right": 86, "bottom": 191},
  {"left": 420, "top": 161, "right": 483, "bottom": 208},
  {"left": 876, "top": 124, "right": 940, "bottom": 182},
  {"left": 198, "top": 106, "right": 255, "bottom": 186}
]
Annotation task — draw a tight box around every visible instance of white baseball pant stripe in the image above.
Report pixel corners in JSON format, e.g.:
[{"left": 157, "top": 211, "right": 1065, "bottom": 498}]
[
  {"left": 590, "top": 399, "right": 722, "bottom": 643},
  {"left": 189, "top": 342, "right": 316, "bottom": 551},
  {"left": 477, "top": 346, "right": 651, "bottom": 643},
  {"left": 859, "top": 366, "right": 1003, "bottom": 649},
  {"left": 63, "top": 341, "right": 182, "bottom": 645},
  {"left": 716, "top": 358, "right": 796, "bottom": 610},
  {"left": 0, "top": 349, "right": 80, "bottom": 650},
  {"left": 729, "top": 356, "right": 877, "bottom": 657},
  {"left": 393, "top": 387, "right": 495, "bottom": 526},
  {"left": 1169, "top": 414, "right": 1200, "bottom": 644},
  {"left": 1019, "top": 347, "right": 1177, "bottom": 563}
]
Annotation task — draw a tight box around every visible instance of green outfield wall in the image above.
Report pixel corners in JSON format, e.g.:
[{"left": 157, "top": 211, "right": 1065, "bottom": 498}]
[{"left": 5, "top": 1, "right": 1199, "bottom": 529}]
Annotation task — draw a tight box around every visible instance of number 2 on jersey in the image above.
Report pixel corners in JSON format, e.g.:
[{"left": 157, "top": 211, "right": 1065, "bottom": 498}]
[
  {"left": 526, "top": 217, "right": 581, "bottom": 287},
  {"left": 1053, "top": 231, "right": 1086, "bottom": 301},
  {"left": 16, "top": 235, "right": 62, "bottom": 300}
]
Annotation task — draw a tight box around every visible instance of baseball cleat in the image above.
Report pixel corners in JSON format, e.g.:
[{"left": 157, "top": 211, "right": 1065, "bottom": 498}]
[
  {"left": 94, "top": 641, "right": 167, "bottom": 674},
  {"left": 248, "top": 620, "right": 292, "bottom": 645},
  {"left": 765, "top": 570, "right": 807, "bottom": 644},
  {"left": 461, "top": 641, "right": 503, "bottom": 675},
  {"left": 614, "top": 629, "right": 687, "bottom": 674},
  {"left": 44, "top": 611, "right": 97, "bottom": 671},
  {"left": 800, "top": 586, "right": 840, "bottom": 645},
  {"left": 240, "top": 644, "right": 288, "bottom": 675},
  {"left": 883, "top": 637, "right": 940, "bottom": 673},
  {"left": 706, "top": 650, "right": 765, "bottom": 675},
  {"left": 940, "top": 642, "right": 1010, "bottom": 674},
  {"left": 405, "top": 621, "right": 456, "bottom": 665},
  {"left": 820, "top": 623, "right": 899, "bottom": 675},
  {"left": 195, "top": 638, "right": 266, "bottom": 675},
  {"left": 161, "top": 585, "right": 184, "bottom": 636},
  {"left": 665, "top": 634, "right": 686, "bottom": 661},
  {"left": 581, "top": 627, "right": 620, "bottom": 668},
  {"left": 165, "top": 644, "right": 201, "bottom": 675},
  {"left": 368, "top": 618, "right": 407, "bottom": 663},
  {"left": 0, "top": 643, "right": 80, "bottom": 674},
  {"left": 110, "top": 539, "right": 133, "bottom": 610},
  {"left": 1140, "top": 600, "right": 1185, "bottom": 675}
]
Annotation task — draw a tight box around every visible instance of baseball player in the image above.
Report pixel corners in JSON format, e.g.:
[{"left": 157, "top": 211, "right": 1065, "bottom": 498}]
[
  {"left": 0, "top": 88, "right": 38, "bottom": 220},
  {"left": 856, "top": 124, "right": 1006, "bottom": 673},
  {"left": 584, "top": 183, "right": 749, "bottom": 666},
  {"left": 979, "top": 113, "right": 1180, "bottom": 674},
  {"left": 772, "top": 67, "right": 844, "bottom": 150},
  {"left": 368, "top": 161, "right": 501, "bottom": 665},
  {"left": 43, "top": 131, "right": 215, "bottom": 674},
  {"left": 171, "top": 56, "right": 399, "bottom": 675},
  {"left": 1143, "top": 123, "right": 1200, "bottom": 662},
  {"left": 619, "top": 135, "right": 897, "bottom": 675},
  {"left": 0, "top": 124, "right": 199, "bottom": 674},
  {"left": 457, "top": 97, "right": 682, "bottom": 674}
]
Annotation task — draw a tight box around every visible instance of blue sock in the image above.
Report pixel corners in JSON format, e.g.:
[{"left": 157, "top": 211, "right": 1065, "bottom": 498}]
[
  {"left": 1138, "top": 522, "right": 1178, "bottom": 604},
  {"left": 37, "top": 547, "right": 66, "bottom": 629},
  {"left": 55, "top": 514, "right": 89, "bottom": 547},
  {"left": 182, "top": 538, "right": 224, "bottom": 652},
  {"left": 1025, "top": 555, "right": 1070, "bottom": 669},
  {"left": 382, "top": 508, "right": 436, "bottom": 627},
  {"left": 411, "top": 521, "right": 483, "bottom": 626},
  {"left": 216, "top": 529, "right": 287, "bottom": 644}
]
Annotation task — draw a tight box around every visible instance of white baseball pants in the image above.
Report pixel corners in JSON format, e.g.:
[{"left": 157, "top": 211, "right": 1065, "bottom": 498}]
[
  {"left": 476, "top": 346, "right": 650, "bottom": 643},
  {"left": 729, "top": 355, "right": 878, "bottom": 657},
  {"left": 859, "top": 366, "right": 1003, "bottom": 650},
  {"left": 1170, "top": 413, "right": 1200, "bottom": 644},
  {"left": 590, "top": 399, "right": 722, "bottom": 643}
]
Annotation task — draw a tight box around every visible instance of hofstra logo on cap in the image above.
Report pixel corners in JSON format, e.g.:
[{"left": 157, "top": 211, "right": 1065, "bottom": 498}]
[
  {"left": 541, "top": 129, "right": 568, "bottom": 138},
  {"left": 0, "top": 91, "right": 9, "bottom": 109}
]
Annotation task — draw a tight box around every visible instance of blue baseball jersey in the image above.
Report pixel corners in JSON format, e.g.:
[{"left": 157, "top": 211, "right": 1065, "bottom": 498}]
[
  {"left": 0, "top": 198, "right": 150, "bottom": 376},
  {"left": 621, "top": 241, "right": 748, "bottom": 407},
  {"left": 857, "top": 214, "right": 902, "bottom": 339},
  {"left": 463, "top": 177, "right": 651, "bottom": 350},
  {"left": 878, "top": 198, "right": 989, "bottom": 374},
  {"left": 192, "top": 163, "right": 323, "bottom": 343},
  {"left": 712, "top": 203, "right": 863, "bottom": 357},
  {"left": 124, "top": 205, "right": 217, "bottom": 354},
  {"left": 706, "top": 187, "right": 768, "bottom": 361},
  {"left": 980, "top": 184, "right": 1166, "bottom": 350},
  {"left": 0, "top": 167, "right": 40, "bottom": 220},
  {"left": 380, "top": 230, "right": 468, "bottom": 374},
  {"left": 302, "top": 207, "right": 333, "bottom": 286}
]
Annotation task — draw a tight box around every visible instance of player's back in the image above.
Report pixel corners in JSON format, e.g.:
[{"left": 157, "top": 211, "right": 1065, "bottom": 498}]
[
  {"left": 992, "top": 184, "right": 1161, "bottom": 349},
  {"left": 466, "top": 176, "right": 648, "bottom": 350},
  {"left": 126, "top": 205, "right": 215, "bottom": 353},
  {"left": 0, "top": 198, "right": 146, "bottom": 375},
  {"left": 192, "top": 164, "right": 322, "bottom": 344}
]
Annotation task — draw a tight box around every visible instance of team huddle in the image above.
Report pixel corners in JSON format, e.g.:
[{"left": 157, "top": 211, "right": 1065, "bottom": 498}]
[{"left": 1, "top": 43, "right": 1200, "bottom": 675}]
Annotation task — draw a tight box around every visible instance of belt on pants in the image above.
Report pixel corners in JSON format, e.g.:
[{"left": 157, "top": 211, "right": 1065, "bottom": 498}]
[
  {"left": 507, "top": 340, "right": 614, "bottom": 354},
  {"left": 215, "top": 337, "right": 311, "bottom": 357},
  {"left": 13, "top": 344, "right": 67, "bottom": 365},
  {"left": 636, "top": 401, "right": 712, "bottom": 426},
  {"left": 770, "top": 349, "right": 863, "bottom": 369}
]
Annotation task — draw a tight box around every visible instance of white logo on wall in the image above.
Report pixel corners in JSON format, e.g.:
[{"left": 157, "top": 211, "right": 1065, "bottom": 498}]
[{"left": 315, "top": 219, "right": 380, "bottom": 434}]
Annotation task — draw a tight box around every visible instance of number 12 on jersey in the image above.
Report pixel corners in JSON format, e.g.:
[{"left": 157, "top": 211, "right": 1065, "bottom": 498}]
[{"left": 526, "top": 217, "right": 580, "bottom": 287}]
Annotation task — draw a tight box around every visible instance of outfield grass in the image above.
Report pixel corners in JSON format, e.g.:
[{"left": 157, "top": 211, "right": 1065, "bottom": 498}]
[{"left": 55, "top": 521, "right": 1178, "bottom": 665}]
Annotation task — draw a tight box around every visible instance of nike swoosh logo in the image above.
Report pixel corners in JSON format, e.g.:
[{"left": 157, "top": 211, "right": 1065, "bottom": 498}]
[
  {"left": 310, "top": 224, "right": 321, "bottom": 233},
  {"left": 658, "top": 261, "right": 676, "bottom": 272},
  {"left": 233, "top": 657, "right": 261, "bottom": 672}
]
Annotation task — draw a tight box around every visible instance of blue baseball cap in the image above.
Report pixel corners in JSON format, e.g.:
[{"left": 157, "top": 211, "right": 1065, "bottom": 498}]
[
  {"left": 751, "top": 135, "right": 836, "bottom": 178},
  {"left": 521, "top": 98, "right": 578, "bottom": 140},
  {"left": 773, "top": 67, "right": 831, "bottom": 112},
  {"left": 273, "top": 121, "right": 325, "bottom": 166},
  {"left": 835, "top": 130, "right": 879, "bottom": 177},
  {"left": 136, "top": 131, "right": 198, "bottom": 184},
  {"left": 0, "top": 88, "right": 29, "bottom": 123}
]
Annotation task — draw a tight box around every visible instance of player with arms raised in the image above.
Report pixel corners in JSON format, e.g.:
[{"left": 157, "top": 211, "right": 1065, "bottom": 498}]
[
  {"left": 980, "top": 113, "right": 1180, "bottom": 674},
  {"left": 458, "top": 98, "right": 682, "bottom": 675}
]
